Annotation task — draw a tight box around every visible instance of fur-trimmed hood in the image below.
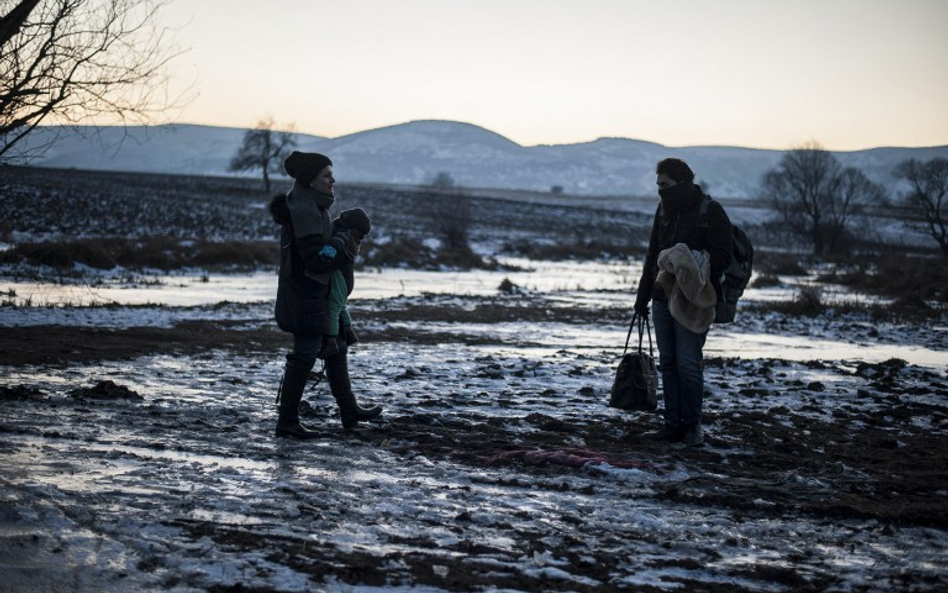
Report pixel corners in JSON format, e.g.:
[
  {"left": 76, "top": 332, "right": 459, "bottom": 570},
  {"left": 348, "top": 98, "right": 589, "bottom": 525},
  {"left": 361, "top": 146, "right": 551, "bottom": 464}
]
[
  {"left": 269, "top": 193, "right": 291, "bottom": 226},
  {"left": 269, "top": 183, "right": 335, "bottom": 242}
]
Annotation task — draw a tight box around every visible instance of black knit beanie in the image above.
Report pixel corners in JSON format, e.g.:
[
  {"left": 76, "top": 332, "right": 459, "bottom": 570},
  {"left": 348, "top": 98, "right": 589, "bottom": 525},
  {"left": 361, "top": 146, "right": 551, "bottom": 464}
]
[
  {"left": 338, "top": 208, "right": 371, "bottom": 235},
  {"left": 284, "top": 151, "right": 332, "bottom": 186}
]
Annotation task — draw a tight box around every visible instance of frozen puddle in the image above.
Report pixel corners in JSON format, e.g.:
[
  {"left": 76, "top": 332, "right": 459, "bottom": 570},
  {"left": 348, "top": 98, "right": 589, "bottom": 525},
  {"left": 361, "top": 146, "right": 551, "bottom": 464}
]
[
  {"left": 0, "top": 259, "right": 632, "bottom": 307},
  {"left": 709, "top": 329, "right": 948, "bottom": 368}
]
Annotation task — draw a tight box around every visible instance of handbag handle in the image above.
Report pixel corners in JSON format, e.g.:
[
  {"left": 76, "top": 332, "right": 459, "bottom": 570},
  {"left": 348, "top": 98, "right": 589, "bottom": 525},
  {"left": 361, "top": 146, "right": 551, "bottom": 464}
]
[
  {"left": 623, "top": 312, "right": 654, "bottom": 358},
  {"left": 638, "top": 314, "right": 654, "bottom": 358}
]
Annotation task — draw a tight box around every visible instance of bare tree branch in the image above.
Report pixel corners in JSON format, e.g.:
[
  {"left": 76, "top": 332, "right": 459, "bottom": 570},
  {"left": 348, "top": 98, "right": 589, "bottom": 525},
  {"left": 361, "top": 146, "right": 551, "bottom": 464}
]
[
  {"left": 0, "top": 0, "right": 188, "bottom": 161},
  {"left": 893, "top": 157, "right": 948, "bottom": 255}
]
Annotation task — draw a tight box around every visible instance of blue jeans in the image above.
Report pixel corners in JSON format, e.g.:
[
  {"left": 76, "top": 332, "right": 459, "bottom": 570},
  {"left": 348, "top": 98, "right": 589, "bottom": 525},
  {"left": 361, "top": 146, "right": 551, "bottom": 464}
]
[{"left": 651, "top": 300, "right": 707, "bottom": 427}]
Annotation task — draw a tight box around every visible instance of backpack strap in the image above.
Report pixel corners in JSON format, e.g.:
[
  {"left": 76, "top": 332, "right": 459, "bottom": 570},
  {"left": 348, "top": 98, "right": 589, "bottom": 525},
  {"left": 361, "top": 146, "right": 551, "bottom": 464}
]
[{"left": 696, "top": 195, "right": 713, "bottom": 229}]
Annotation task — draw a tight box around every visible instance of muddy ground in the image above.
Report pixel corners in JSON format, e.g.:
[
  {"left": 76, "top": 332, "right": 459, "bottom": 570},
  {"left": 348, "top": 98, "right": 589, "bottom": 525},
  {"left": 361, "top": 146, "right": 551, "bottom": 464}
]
[{"left": 2, "top": 295, "right": 947, "bottom": 592}]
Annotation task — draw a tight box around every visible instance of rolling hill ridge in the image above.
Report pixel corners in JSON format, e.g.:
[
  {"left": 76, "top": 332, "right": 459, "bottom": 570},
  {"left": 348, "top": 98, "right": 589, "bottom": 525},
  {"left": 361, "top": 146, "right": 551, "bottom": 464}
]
[{"left": 16, "top": 120, "right": 948, "bottom": 199}]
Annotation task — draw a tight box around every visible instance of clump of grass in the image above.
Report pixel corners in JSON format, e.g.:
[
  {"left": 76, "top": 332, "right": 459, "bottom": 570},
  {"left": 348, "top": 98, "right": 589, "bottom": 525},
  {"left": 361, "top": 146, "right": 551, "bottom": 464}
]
[
  {"left": 750, "top": 285, "right": 946, "bottom": 322},
  {"left": 502, "top": 238, "right": 643, "bottom": 261},
  {"left": 756, "top": 252, "right": 809, "bottom": 276},
  {"left": 361, "top": 236, "right": 435, "bottom": 268},
  {"left": 792, "top": 285, "right": 825, "bottom": 316},
  {"left": 361, "top": 236, "right": 500, "bottom": 270},
  {"left": 761, "top": 285, "right": 825, "bottom": 317},
  {"left": 753, "top": 252, "right": 947, "bottom": 306},
  {"left": 0, "top": 238, "right": 278, "bottom": 272},
  {"left": 438, "top": 242, "right": 500, "bottom": 270},
  {"left": 113, "top": 237, "right": 183, "bottom": 269},
  {"left": 820, "top": 255, "right": 948, "bottom": 303},
  {"left": 1, "top": 241, "right": 77, "bottom": 269},
  {"left": 832, "top": 297, "right": 943, "bottom": 323},
  {"left": 189, "top": 241, "right": 277, "bottom": 269},
  {"left": 890, "top": 295, "right": 931, "bottom": 312},
  {"left": 498, "top": 278, "right": 521, "bottom": 294},
  {"left": 70, "top": 241, "right": 117, "bottom": 269},
  {"left": 1, "top": 288, "right": 16, "bottom": 307},
  {"left": 751, "top": 274, "right": 781, "bottom": 288}
]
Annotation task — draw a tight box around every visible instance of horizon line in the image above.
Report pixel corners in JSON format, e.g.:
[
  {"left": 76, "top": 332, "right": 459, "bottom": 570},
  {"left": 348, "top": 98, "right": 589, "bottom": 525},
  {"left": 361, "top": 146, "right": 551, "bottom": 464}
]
[{"left": 34, "top": 119, "right": 948, "bottom": 153}]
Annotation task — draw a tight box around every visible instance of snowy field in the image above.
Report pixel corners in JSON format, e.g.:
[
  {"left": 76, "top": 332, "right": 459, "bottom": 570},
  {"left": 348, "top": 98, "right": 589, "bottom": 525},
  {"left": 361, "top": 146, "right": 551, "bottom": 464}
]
[
  {"left": 2, "top": 259, "right": 947, "bottom": 593},
  {"left": 2, "top": 165, "right": 947, "bottom": 592}
]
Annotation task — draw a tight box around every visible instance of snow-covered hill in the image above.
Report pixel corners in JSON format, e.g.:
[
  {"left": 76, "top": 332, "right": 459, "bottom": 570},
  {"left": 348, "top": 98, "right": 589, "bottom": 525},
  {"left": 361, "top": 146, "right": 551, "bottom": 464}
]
[{"left": 14, "top": 120, "right": 948, "bottom": 198}]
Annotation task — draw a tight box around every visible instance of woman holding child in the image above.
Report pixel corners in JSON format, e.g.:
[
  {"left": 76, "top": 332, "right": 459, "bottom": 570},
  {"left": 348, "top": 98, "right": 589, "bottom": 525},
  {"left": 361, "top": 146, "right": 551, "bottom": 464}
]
[{"left": 268, "top": 151, "right": 382, "bottom": 438}]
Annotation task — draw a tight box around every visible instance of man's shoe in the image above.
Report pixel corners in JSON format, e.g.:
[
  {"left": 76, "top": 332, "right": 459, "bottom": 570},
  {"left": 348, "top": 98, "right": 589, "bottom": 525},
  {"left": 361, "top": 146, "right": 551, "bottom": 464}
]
[
  {"left": 646, "top": 424, "right": 684, "bottom": 443},
  {"left": 683, "top": 422, "right": 705, "bottom": 447}
]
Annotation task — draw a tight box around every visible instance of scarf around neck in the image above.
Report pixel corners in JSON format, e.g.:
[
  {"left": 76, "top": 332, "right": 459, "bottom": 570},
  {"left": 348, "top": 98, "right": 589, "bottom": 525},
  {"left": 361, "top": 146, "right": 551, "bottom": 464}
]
[
  {"left": 286, "top": 181, "right": 334, "bottom": 239},
  {"left": 659, "top": 182, "right": 699, "bottom": 214}
]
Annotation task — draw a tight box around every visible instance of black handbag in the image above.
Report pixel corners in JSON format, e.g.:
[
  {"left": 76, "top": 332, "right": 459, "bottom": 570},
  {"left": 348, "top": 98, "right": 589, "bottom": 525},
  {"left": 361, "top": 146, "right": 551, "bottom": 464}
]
[{"left": 609, "top": 313, "right": 658, "bottom": 412}]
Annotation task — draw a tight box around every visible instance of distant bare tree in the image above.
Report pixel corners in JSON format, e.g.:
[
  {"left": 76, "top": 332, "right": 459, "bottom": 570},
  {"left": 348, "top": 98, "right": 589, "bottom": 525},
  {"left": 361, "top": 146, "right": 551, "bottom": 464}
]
[
  {"left": 426, "top": 172, "right": 471, "bottom": 253},
  {"left": 760, "top": 143, "right": 885, "bottom": 255},
  {"left": 431, "top": 171, "right": 455, "bottom": 190},
  {"left": 829, "top": 166, "right": 886, "bottom": 247},
  {"left": 229, "top": 118, "right": 297, "bottom": 194},
  {"left": 0, "top": 0, "right": 184, "bottom": 161},
  {"left": 893, "top": 157, "right": 948, "bottom": 255}
]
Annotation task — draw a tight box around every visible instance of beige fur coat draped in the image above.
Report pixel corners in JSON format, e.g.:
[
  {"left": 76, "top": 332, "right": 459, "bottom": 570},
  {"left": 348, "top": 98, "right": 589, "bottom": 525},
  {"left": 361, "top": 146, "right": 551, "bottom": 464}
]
[{"left": 656, "top": 243, "right": 717, "bottom": 334}]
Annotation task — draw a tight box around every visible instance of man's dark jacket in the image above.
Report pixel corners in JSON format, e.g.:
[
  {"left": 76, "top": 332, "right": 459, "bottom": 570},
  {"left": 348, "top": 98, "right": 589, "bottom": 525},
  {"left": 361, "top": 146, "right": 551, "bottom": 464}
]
[{"left": 636, "top": 183, "right": 733, "bottom": 311}]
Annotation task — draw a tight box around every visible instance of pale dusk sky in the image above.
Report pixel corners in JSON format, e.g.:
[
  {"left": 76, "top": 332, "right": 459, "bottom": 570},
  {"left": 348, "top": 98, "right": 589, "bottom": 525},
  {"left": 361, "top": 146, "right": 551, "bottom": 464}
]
[{"left": 159, "top": 0, "right": 948, "bottom": 150}]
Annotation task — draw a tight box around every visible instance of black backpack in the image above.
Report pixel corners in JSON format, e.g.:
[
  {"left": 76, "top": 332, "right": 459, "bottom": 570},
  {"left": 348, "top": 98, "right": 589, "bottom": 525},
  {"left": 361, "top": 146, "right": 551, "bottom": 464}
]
[{"left": 697, "top": 197, "right": 754, "bottom": 323}]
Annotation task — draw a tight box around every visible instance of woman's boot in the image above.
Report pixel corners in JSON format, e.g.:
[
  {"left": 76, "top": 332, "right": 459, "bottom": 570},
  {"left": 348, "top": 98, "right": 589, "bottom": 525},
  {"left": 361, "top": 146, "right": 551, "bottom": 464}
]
[
  {"left": 275, "top": 354, "right": 320, "bottom": 439},
  {"left": 325, "top": 351, "right": 382, "bottom": 429}
]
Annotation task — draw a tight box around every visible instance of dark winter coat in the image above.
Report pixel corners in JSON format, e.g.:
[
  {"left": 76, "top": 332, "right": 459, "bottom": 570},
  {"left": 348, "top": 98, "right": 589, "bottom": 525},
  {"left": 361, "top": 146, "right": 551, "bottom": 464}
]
[
  {"left": 269, "top": 189, "right": 355, "bottom": 336},
  {"left": 636, "top": 183, "right": 733, "bottom": 309}
]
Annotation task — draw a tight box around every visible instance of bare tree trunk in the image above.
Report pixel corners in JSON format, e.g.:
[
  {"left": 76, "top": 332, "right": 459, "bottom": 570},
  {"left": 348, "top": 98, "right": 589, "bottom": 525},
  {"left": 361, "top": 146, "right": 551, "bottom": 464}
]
[{"left": 0, "top": 0, "right": 41, "bottom": 46}]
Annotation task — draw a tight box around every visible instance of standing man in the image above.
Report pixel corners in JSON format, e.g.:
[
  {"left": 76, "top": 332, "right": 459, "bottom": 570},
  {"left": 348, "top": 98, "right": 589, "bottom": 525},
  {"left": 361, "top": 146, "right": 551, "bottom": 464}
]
[{"left": 634, "top": 158, "right": 732, "bottom": 446}]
